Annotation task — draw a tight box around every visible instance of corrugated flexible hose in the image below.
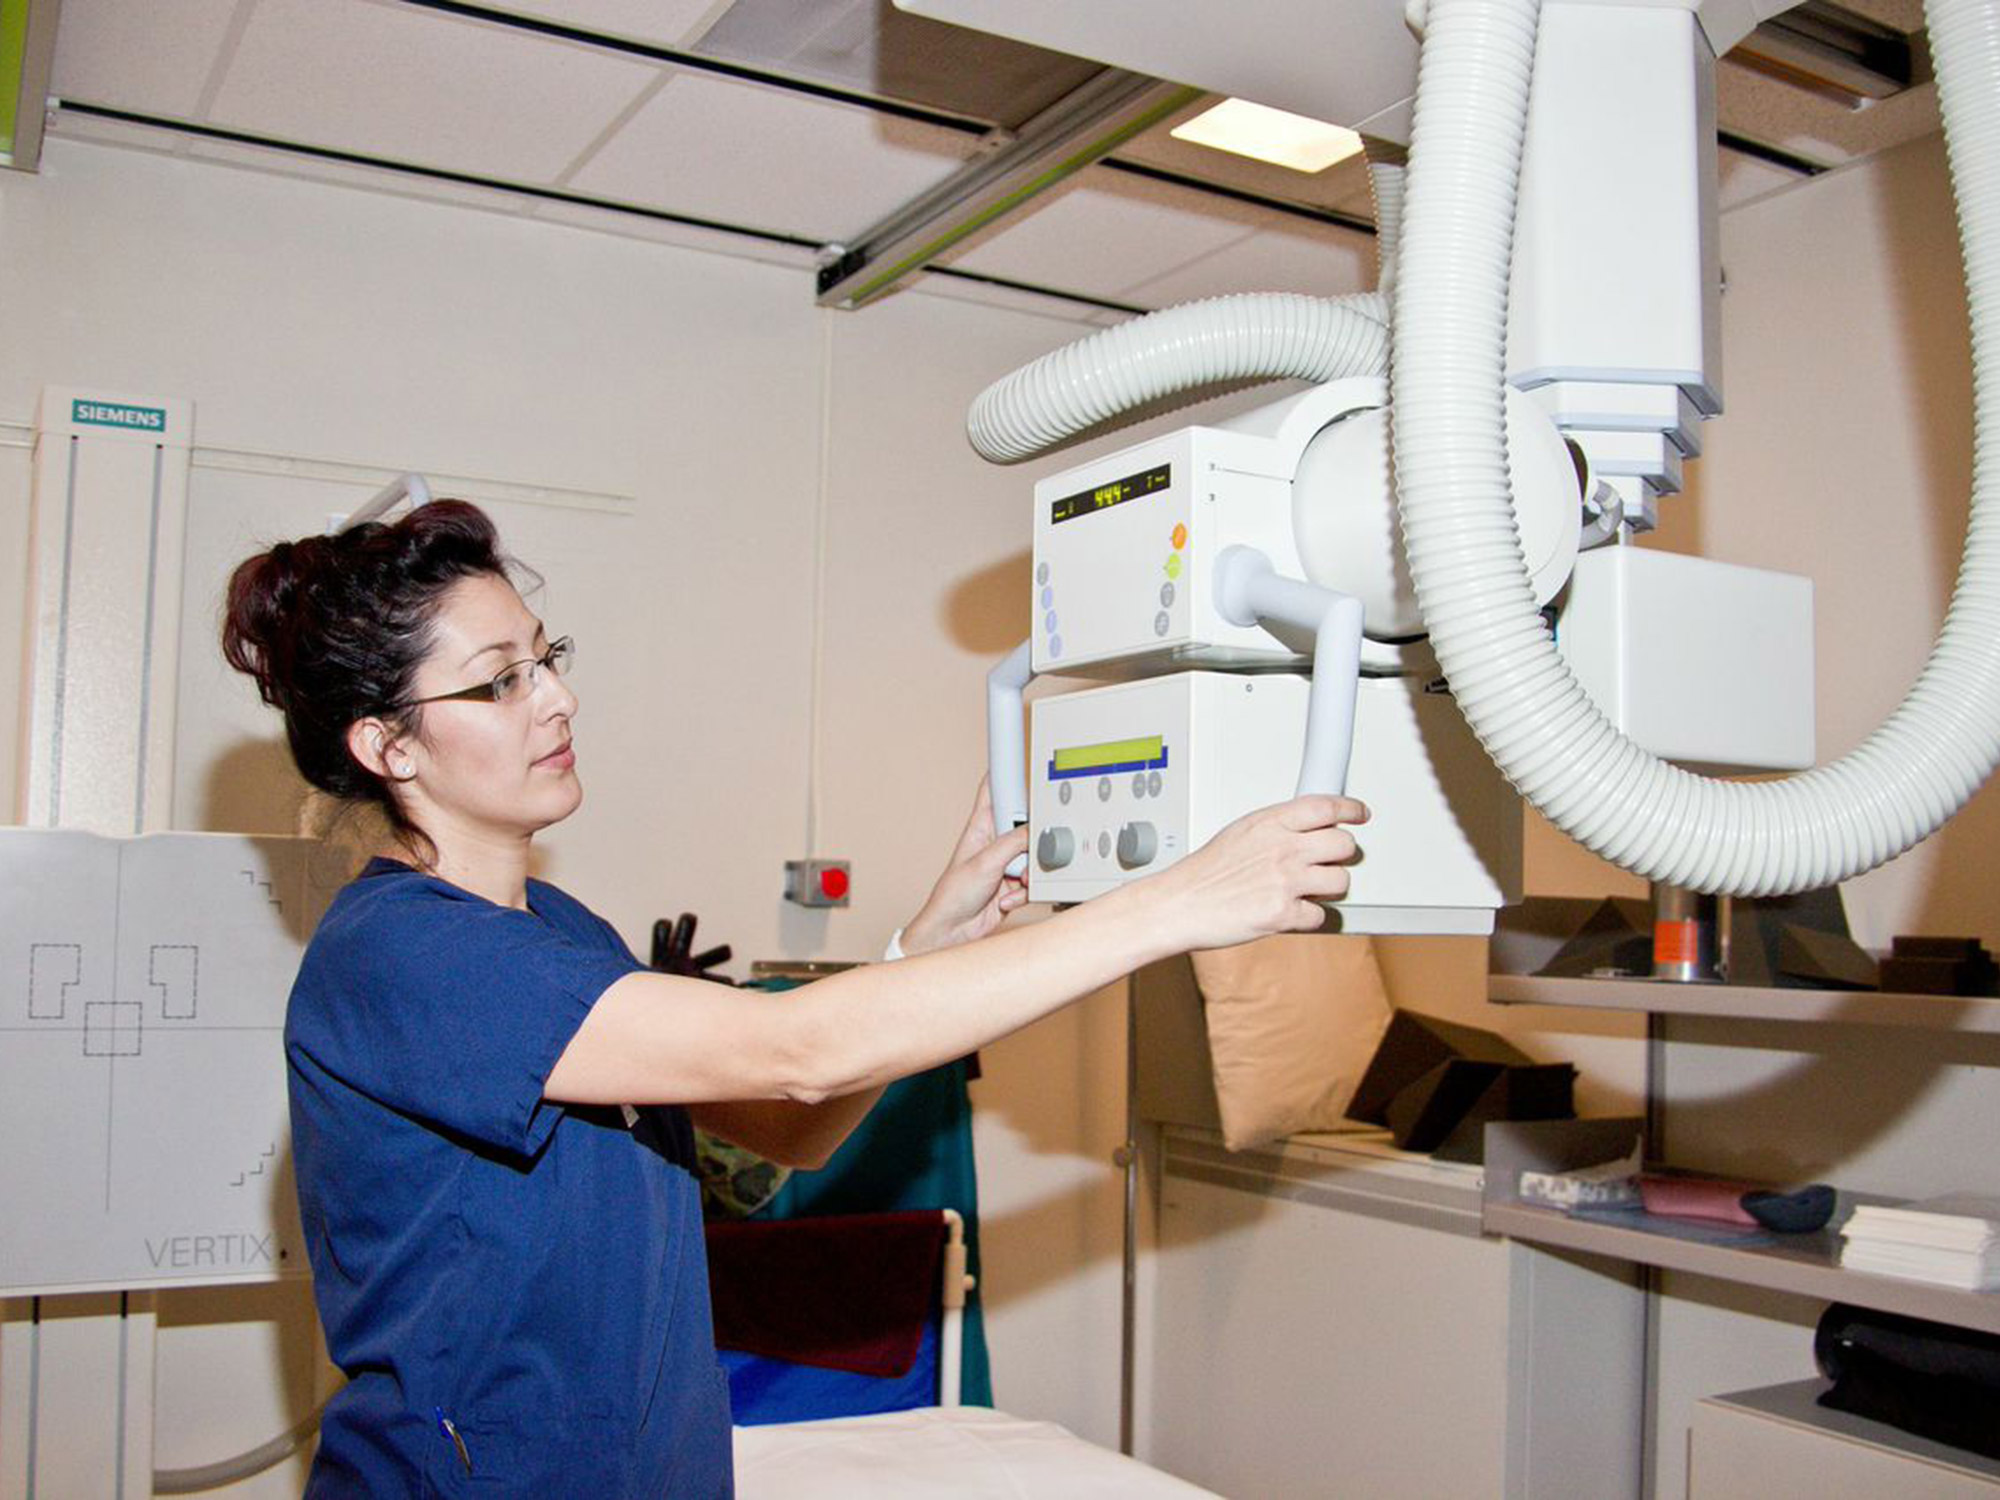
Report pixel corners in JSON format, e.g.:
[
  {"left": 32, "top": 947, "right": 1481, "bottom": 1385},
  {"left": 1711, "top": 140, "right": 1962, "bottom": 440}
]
[{"left": 1390, "top": 0, "right": 2000, "bottom": 895}]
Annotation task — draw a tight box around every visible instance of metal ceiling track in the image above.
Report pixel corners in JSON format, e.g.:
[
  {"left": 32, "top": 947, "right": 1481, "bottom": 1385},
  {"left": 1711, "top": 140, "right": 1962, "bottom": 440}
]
[
  {"left": 815, "top": 70, "right": 1203, "bottom": 310},
  {"left": 2, "top": 0, "right": 62, "bottom": 171},
  {"left": 1729, "top": 0, "right": 1929, "bottom": 108}
]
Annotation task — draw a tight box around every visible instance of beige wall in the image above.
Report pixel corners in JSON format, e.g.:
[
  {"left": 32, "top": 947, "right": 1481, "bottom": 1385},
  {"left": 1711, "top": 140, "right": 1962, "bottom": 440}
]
[{"left": 0, "top": 135, "right": 1159, "bottom": 1480}]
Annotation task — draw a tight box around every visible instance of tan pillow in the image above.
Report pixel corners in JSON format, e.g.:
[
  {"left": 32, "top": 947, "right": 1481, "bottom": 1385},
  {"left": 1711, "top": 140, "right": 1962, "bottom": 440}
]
[{"left": 1191, "top": 934, "right": 1395, "bottom": 1152}]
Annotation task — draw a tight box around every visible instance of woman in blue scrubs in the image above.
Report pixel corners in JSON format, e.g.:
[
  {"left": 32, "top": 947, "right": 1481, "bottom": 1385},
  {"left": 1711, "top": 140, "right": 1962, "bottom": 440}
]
[{"left": 223, "top": 500, "right": 1364, "bottom": 1497}]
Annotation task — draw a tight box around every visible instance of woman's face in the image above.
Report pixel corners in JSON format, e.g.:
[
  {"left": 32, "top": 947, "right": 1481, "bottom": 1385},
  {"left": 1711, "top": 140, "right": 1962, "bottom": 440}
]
[{"left": 396, "top": 572, "right": 582, "bottom": 845}]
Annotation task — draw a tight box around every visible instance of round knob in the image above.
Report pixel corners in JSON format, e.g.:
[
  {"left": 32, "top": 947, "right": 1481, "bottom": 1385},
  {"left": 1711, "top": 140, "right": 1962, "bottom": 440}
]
[
  {"left": 1116, "top": 821, "right": 1159, "bottom": 869},
  {"left": 1036, "top": 826, "right": 1076, "bottom": 871}
]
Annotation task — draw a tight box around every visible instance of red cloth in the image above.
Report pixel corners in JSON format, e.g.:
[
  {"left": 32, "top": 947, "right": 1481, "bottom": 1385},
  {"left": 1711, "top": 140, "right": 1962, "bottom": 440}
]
[
  {"left": 1638, "top": 1174, "right": 1759, "bottom": 1227},
  {"left": 705, "top": 1210, "right": 949, "bottom": 1378}
]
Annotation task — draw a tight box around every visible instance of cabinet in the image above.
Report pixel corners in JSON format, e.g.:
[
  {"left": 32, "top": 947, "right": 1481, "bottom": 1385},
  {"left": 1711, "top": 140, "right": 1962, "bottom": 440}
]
[
  {"left": 1139, "top": 1127, "right": 1646, "bottom": 1500},
  {"left": 1689, "top": 1379, "right": 2000, "bottom": 1499}
]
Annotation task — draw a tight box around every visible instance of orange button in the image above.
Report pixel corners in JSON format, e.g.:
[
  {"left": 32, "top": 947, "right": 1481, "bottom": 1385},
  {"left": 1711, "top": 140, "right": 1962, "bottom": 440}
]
[{"left": 1171, "top": 523, "right": 1188, "bottom": 550}]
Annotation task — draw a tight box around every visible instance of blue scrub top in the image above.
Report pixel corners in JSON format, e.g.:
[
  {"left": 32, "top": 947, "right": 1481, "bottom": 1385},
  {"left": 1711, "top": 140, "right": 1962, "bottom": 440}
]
[{"left": 287, "top": 858, "right": 733, "bottom": 1497}]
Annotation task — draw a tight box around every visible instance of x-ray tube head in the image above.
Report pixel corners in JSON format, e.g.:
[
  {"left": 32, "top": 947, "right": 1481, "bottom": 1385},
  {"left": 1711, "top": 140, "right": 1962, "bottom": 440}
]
[{"left": 1289, "top": 384, "right": 1581, "bottom": 641}]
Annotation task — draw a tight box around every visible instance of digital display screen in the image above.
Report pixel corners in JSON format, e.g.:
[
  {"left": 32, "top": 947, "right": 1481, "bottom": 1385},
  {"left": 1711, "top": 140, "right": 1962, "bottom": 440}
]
[
  {"left": 1050, "top": 463, "right": 1171, "bottom": 526},
  {"left": 1049, "top": 736, "right": 1169, "bottom": 780}
]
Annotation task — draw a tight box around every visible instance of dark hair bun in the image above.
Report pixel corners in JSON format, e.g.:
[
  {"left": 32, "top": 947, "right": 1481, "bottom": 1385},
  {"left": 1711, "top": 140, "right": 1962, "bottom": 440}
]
[{"left": 221, "top": 499, "right": 507, "bottom": 805}]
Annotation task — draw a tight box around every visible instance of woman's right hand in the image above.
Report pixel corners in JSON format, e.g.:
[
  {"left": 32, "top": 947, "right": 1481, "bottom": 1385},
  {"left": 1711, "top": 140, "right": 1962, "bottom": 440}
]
[{"left": 1137, "top": 795, "right": 1369, "bottom": 952}]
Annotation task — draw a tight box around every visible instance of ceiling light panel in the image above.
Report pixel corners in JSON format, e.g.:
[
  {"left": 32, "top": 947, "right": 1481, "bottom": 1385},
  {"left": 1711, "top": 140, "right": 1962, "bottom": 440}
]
[
  {"left": 1171, "top": 98, "right": 1363, "bottom": 173},
  {"left": 565, "top": 69, "right": 971, "bottom": 240},
  {"left": 1118, "top": 113, "right": 1380, "bottom": 220},
  {"left": 49, "top": 0, "right": 245, "bottom": 120},
  {"left": 207, "top": 0, "right": 663, "bottom": 184}
]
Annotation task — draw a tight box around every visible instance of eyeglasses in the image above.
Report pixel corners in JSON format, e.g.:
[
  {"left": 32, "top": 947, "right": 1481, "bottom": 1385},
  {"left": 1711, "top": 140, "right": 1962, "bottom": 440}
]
[{"left": 404, "top": 637, "right": 575, "bottom": 708}]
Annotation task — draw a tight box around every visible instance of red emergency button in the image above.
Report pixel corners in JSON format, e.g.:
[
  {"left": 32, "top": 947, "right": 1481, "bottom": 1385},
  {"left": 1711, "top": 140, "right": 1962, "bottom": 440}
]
[{"left": 784, "top": 857, "right": 851, "bottom": 907}]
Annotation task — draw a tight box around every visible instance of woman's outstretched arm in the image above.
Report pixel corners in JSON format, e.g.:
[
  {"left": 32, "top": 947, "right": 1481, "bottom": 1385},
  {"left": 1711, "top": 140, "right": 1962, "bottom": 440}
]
[
  {"left": 681, "top": 780, "right": 1027, "bottom": 1167},
  {"left": 546, "top": 793, "right": 1365, "bottom": 1123}
]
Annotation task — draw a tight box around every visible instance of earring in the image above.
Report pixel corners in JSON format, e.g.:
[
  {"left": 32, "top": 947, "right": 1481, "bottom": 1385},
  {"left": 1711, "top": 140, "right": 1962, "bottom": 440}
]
[{"left": 392, "top": 761, "right": 416, "bottom": 781}]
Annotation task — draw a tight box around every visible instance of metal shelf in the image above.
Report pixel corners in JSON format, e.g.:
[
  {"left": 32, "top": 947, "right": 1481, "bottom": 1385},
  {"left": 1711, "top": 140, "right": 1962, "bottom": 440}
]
[
  {"left": 1484, "top": 1199, "right": 2000, "bottom": 1336},
  {"left": 1480, "top": 1122, "right": 2000, "bottom": 1337},
  {"left": 1488, "top": 973, "right": 2000, "bottom": 1035}
]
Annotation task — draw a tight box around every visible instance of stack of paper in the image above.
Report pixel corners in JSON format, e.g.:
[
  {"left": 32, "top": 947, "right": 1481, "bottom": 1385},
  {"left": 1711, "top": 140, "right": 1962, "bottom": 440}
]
[{"left": 1840, "top": 1194, "right": 2000, "bottom": 1291}]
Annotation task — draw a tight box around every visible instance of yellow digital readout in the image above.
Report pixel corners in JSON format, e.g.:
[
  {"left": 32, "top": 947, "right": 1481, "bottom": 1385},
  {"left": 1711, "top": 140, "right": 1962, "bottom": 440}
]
[
  {"left": 1049, "top": 463, "right": 1172, "bottom": 526},
  {"left": 1053, "top": 736, "right": 1166, "bottom": 774}
]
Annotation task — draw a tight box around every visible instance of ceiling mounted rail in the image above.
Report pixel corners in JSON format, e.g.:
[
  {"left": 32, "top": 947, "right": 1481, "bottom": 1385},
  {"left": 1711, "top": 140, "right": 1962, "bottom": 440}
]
[
  {"left": 1728, "top": 0, "right": 1930, "bottom": 109},
  {"left": 815, "top": 69, "right": 1201, "bottom": 310},
  {"left": 2, "top": 0, "right": 62, "bottom": 171}
]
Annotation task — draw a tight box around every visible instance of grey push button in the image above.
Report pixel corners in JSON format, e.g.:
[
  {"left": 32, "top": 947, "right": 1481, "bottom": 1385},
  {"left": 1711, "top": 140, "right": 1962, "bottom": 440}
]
[
  {"left": 1036, "top": 826, "right": 1076, "bottom": 871},
  {"left": 1117, "top": 821, "right": 1159, "bottom": 869}
]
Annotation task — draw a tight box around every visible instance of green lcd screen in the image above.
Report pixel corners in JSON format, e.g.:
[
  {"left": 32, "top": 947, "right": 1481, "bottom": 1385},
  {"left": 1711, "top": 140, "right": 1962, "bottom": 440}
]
[{"left": 1052, "top": 736, "right": 1166, "bottom": 776}]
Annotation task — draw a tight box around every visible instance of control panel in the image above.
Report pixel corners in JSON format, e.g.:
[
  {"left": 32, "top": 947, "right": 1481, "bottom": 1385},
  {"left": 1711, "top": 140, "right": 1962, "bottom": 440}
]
[
  {"left": 1029, "top": 672, "right": 1524, "bottom": 933},
  {"left": 1031, "top": 424, "right": 1300, "bottom": 679}
]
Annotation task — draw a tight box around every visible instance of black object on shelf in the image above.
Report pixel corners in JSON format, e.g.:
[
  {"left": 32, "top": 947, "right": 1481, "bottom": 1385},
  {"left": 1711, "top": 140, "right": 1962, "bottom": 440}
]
[
  {"left": 1351, "top": 1010, "right": 1576, "bottom": 1162},
  {"left": 1741, "top": 1184, "right": 1837, "bottom": 1233},
  {"left": 1730, "top": 888, "right": 1876, "bottom": 990},
  {"left": 1816, "top": 1303, "right": 2000, "bottom": 1460},
  {"left": 1878, "top": 935, "right": 2000, "bottom": 996},
  {"left": 1505, "top": 897, "right": 1654, "bottom": 979}
]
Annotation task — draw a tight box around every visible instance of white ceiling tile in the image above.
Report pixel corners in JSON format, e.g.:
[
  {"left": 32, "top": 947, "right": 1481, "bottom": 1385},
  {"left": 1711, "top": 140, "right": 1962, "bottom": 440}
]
[
  {"left": 526, "top": 197, "right": 818, "bottom": 270},
  {"left": 904, "top": 274, "right": 1107, "bottom": 329},
  {"left": 207, "top": 0, "right": 664, "bottom": 184},
  {"left": 1717, "top": 61, "right": 1938, "bottom": 167},
  {"left": 184, "top": 137, "right": 538, "bottom": 213},
  {"left": 1121, "top": 217, "right": 1376, "bottom": 306},
  {"left": 50, "top": 0, "right": 246, "bottom": 118},
  {"left": 566, "top": 70, "right": 971, "bottom": 241},
  {"left": 942, "top": 172, "right": 1256, "bottom": 302},
  {"left": 47, "top": 110, "right": 190, "bottom": 157},
  {"left": 476, "top": 1, "right": 727, "bottom": 50}
]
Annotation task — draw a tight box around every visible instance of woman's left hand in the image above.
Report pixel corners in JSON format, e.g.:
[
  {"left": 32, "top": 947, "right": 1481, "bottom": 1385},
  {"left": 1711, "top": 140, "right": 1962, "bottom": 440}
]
[{"left": 900, "top": 777, "right": 1030, "bottom": 957}]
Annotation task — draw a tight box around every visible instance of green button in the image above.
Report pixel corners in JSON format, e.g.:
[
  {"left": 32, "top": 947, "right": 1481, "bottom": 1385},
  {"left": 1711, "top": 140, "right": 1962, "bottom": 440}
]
[{"left": 1165, "top": 553, "right": 1182, "bottom": 580}]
